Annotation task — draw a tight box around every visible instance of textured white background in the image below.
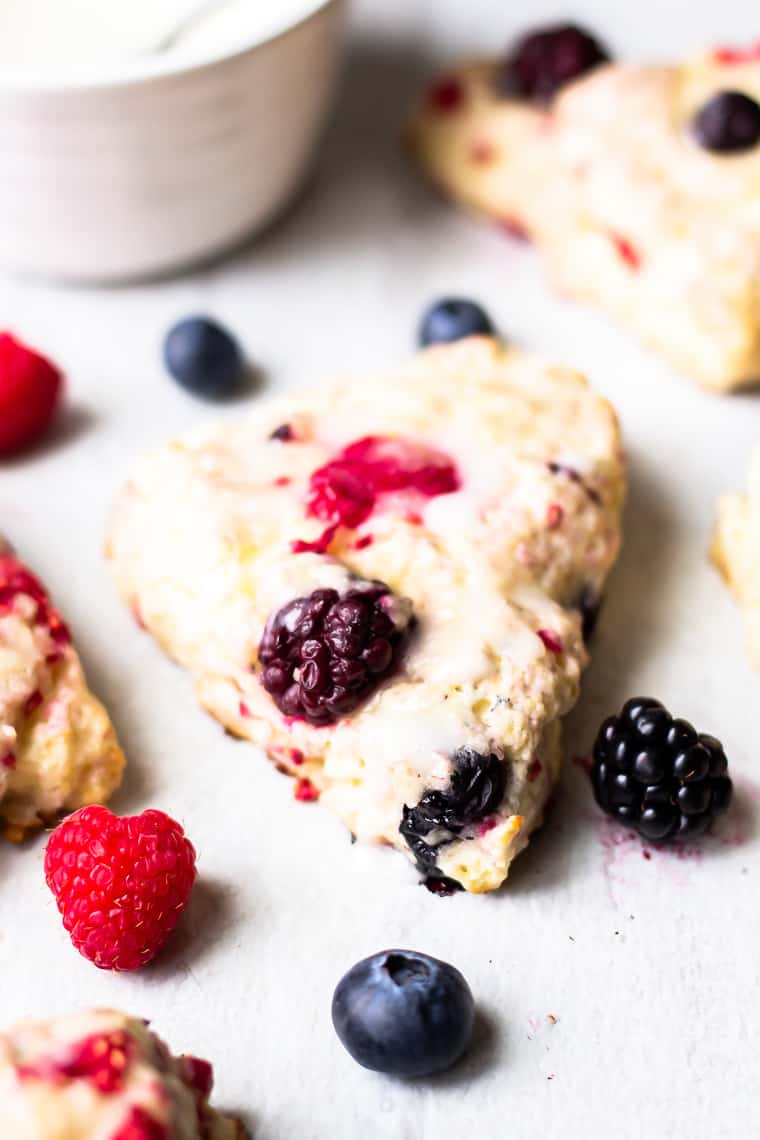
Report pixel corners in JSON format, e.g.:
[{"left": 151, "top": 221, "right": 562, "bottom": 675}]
[{"left": 2, "top": 2, "right": 760, "bottom": 1137}]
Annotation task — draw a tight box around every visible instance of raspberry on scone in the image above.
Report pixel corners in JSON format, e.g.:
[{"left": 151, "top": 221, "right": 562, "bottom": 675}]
[
  {"left": 45, "top": 806, "right": 197, "bottom": 970},
  {"left": 712, "top": 445, "right": 760, "bottom": 665},
  {"left": 408, "top": 30, "right": 760, "bottom": 391},
  {"left": 108, "top": 337, "right": 625, "bottom": 893},
  {"left": 0, "top": 538, "right": 125, "bottom": 839},
  {"left": 0, "top": 1009, "right": 245, "bottom": 1139}
]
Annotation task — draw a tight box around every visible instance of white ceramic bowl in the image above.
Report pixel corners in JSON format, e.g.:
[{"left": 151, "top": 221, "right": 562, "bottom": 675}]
[{"left": 0, "top": 0, "right": 347, "bottom": 282}]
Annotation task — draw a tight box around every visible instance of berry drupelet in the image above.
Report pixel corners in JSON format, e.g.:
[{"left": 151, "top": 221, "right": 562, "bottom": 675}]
[
  {"left": 400, "top": 748, "right": 508, "bottom": 876},
  {"left": 500, "top": 23, "right": 610, "bottom": 102},
  {"left": 591, "top": 697, "right": 732, "bottom": 842},
  {"left": 258, "top": 581, "right": 413, "bottom": 725}
]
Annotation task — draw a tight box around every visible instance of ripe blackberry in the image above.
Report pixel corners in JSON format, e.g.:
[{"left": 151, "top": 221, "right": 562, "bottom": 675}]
[
  {"left": 591, "top": 698, "right": 733, "bottom": 842},
  {"left": 258, "top": 581, "right": 413, "bottom": 725},
  {"left": 500, "top": 24, "right": 610, "bottom": 102},
  {"left": 400, "top": 749, "right": 508, "bottom": 874}
]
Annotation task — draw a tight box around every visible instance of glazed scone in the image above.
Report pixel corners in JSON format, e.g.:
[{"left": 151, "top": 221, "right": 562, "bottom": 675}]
[
  {"left": 0, "top": 539, "right": 125, "bottom": 839},
  {"left": 108, "top": 337, "right": 624, "bottom": 893},
  {"left": 712, "top": 446, "right": 760, "bottom": 664},
  {"left": 409, "top": 34, "right": 760, "bottom": 391},
  {"left": 0, "top": 1009, "right": 245, "bottom": 1139}
]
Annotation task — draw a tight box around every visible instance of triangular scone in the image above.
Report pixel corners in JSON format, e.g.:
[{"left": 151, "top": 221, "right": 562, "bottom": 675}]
[
  {"left": 0, "top": 541, "right": 125, "bottom": 839},
  {"left": 108, "top": 337, "right": 624, "bottom": 893},
  {"left": 712, "top": 446, "right": 760, "bottom": 665},
  {"left": 0, "top": 1009, "right": 245, "bottom": 1139},
  {"left": 409, "top": 48, "right": 760, "bottom": 391}
]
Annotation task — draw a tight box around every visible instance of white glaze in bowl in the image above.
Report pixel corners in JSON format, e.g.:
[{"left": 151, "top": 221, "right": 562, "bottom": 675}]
[{"left": 0, "top": 0, "right": 347, "bottom": 281}]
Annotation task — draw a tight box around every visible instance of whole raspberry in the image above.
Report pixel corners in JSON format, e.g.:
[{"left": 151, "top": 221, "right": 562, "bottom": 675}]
[
  {"left": 0, "top": 332, "right": 63, "bottom": 455},
  {"left": 44, "top": 806, "right": 197, "bottom": 971},
  {"left": 258, "top": 581, "right": 414, "bottom": 725}
]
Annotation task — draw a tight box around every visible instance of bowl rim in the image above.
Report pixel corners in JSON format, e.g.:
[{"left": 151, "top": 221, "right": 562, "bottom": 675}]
[{"left": 0, "top": 0, "right": 339, "bottom": 95}]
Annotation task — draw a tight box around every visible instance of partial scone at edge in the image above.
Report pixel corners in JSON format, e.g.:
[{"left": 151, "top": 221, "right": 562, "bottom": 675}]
[
  {"left": 409, "top": 53, "right": 760, "bottom": 391},
  {"left": 0, "top": 540, "right": 125, "bottom": 839},
  {"left": 712, "top": 446, "right": 760, "bottom": 666},
  {"left": 109, "top": 337, "right": 624, "bottom": 893},
  {"left": 0, "top": 1008, "right": 245, "bottom": 1140}
]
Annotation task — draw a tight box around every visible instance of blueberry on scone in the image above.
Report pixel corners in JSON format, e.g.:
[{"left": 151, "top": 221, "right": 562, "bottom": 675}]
[
  {"left": 409, "top": 37, "right": 760, "bottom": 390},
  {"left": 164, "top": 316, "right": 244, "bottom": 398},
  {"left": 108, "top": 337, "right": 624, "bottom": 893},
  {"left": 0, "top": 1009, "right": 245, "bottom": 1138},
  {"left": 591, "top": 698, "right": 732, "bottom": 841},
  {"left": 418, "top": 298, "right": 495, "bottom": 346},
  {"left": 0, "top": 538, "right": 125, "bottom": 840},
  {"left": 332, "top": 950, "right": 474, "bottom": 1076}
]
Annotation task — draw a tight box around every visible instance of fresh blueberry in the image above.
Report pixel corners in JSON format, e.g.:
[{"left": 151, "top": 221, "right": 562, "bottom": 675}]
[
  {"left": 418, "top": 298, "right": 494, "bottom": 347},
  {"left": 332, "top": 949, "right": 474, "bottom": 1077},
  {"left": 163, "top": 316, "right": 244, "bottom": 398}
]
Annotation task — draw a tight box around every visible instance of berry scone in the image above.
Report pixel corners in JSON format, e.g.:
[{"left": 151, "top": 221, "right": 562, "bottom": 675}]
[
  {"left": 409, "top": 27, "right": 760, "bottom": 391},
  {"left": 108, "top": 337, "right": 624, "bottom": 893},
  {"left": 0, "top": 539, "right": 125, "bottom": 840},
  {"left": 0, "top": 1009, "right": 245, "bottom": 1139},
  {"left": 712, "top": 446, "right": 760, "bottom": 665}
]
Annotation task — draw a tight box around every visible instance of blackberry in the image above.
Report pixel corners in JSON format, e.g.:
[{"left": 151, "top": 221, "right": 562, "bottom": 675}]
[
  {"left": 400, "top": 749, "right": 508, "bottom": 874},
  {"left": 258, "top": 582, "right": 413, "bottom": 725},
  {"left": 500, "top": 24, "right": 610, "bottom": 103},
  {"left": 692, "top": 91, "right": 760, "bottom": 153},
  {"left": 591, "top": 698, "right": 732, "bottom": 842}
]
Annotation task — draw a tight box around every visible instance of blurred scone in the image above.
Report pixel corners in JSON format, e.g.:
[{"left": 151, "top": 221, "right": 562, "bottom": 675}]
[
  {"left": 108, "top": 337, "right": 624, "bottom": 893},
  {"left": 0, "top": 1009, "right": 244, "bottom": 1139},
  {"left": 0, "top": 540, "right": 125, "bottom": 839},
  {"left": 712, "top": 446, "right": 760, "bottom": 664},
  {"left": 409, "top": 35, "right": 760, "bottom": 390}
]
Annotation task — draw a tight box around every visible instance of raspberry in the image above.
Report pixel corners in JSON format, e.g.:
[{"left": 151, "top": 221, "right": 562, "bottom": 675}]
[
  {"left": 258, "top": 581, "right": 414, "bottom": 725},
  {"left": 591, "top": 698, "right": 733, "bottom": 842},
  {"left": 44, "top": 806, "right": 196, "bottom": 971},
  {"left": 400, "top": 749, "right": 508, "bottom": 880},
  {"left": 112, "top": 1107, "right": 168, "bottom": 1140},
  {"left": 0, "top": 332, "right": 62, "bottom": 455}
]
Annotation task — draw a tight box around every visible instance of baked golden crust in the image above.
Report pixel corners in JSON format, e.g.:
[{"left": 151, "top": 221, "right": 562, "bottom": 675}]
[{"left": 0, "top": 541, "right": 125, "bottom": 836}]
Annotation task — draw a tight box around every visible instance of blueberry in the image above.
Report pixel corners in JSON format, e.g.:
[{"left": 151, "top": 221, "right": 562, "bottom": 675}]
[
  {"left": 163, "top": 316, "right": 244, "bottom": 398},
  {"left": 418, "top": 298, "right": 494, "bottom": 347},
  {"left": 332, "top": 949, "right": 475, "bottom": 1077},
  {"left": 692, "top": 91, "right": 760, "bottom": 153}
]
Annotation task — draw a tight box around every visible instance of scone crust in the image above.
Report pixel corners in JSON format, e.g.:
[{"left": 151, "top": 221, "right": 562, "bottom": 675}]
[
  {"left": 109, "top": 337, "right": 624, "bottom": 892},
  {"left": 0, "top": 541, "right": 125, "bottom": 839},
  {"left": 409, "top": 52, "right": 760, "bottom": 390},
  {"left": 712, "top": 447, "right": 760, "bottom": 665}
]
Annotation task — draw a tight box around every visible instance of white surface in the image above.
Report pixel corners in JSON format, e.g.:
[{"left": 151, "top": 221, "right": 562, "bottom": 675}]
[{"left": 1, "top": 2, "right": 759, "bottom": 1137}]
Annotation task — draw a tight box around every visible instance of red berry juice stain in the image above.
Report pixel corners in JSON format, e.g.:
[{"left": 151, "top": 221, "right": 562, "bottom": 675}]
[
  {"left": 0, "top": 556, "right": 70, "bottom": 646},
  {"left": 609, "top": 232, "right": 642, "bottom": 271},
  {"left": 292, "top": 436, "right": 460, "bottom": 554}
]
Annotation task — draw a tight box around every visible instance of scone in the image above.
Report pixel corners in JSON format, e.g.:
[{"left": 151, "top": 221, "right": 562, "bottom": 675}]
[
  {"left": 108, "top": 337, "right": 624, "bottom": 893},
  {"left": 409, "top": 27, "right": 760, "bottom": 391},
  {"left": 0, "top": 1009, "right": 244, "bottom": 1139},
  {"left": 0, "top": 540, "right": 125, "bottom": 839},
  {"left": 712, "top": 446, "right": 760, "bottom": 664}
]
